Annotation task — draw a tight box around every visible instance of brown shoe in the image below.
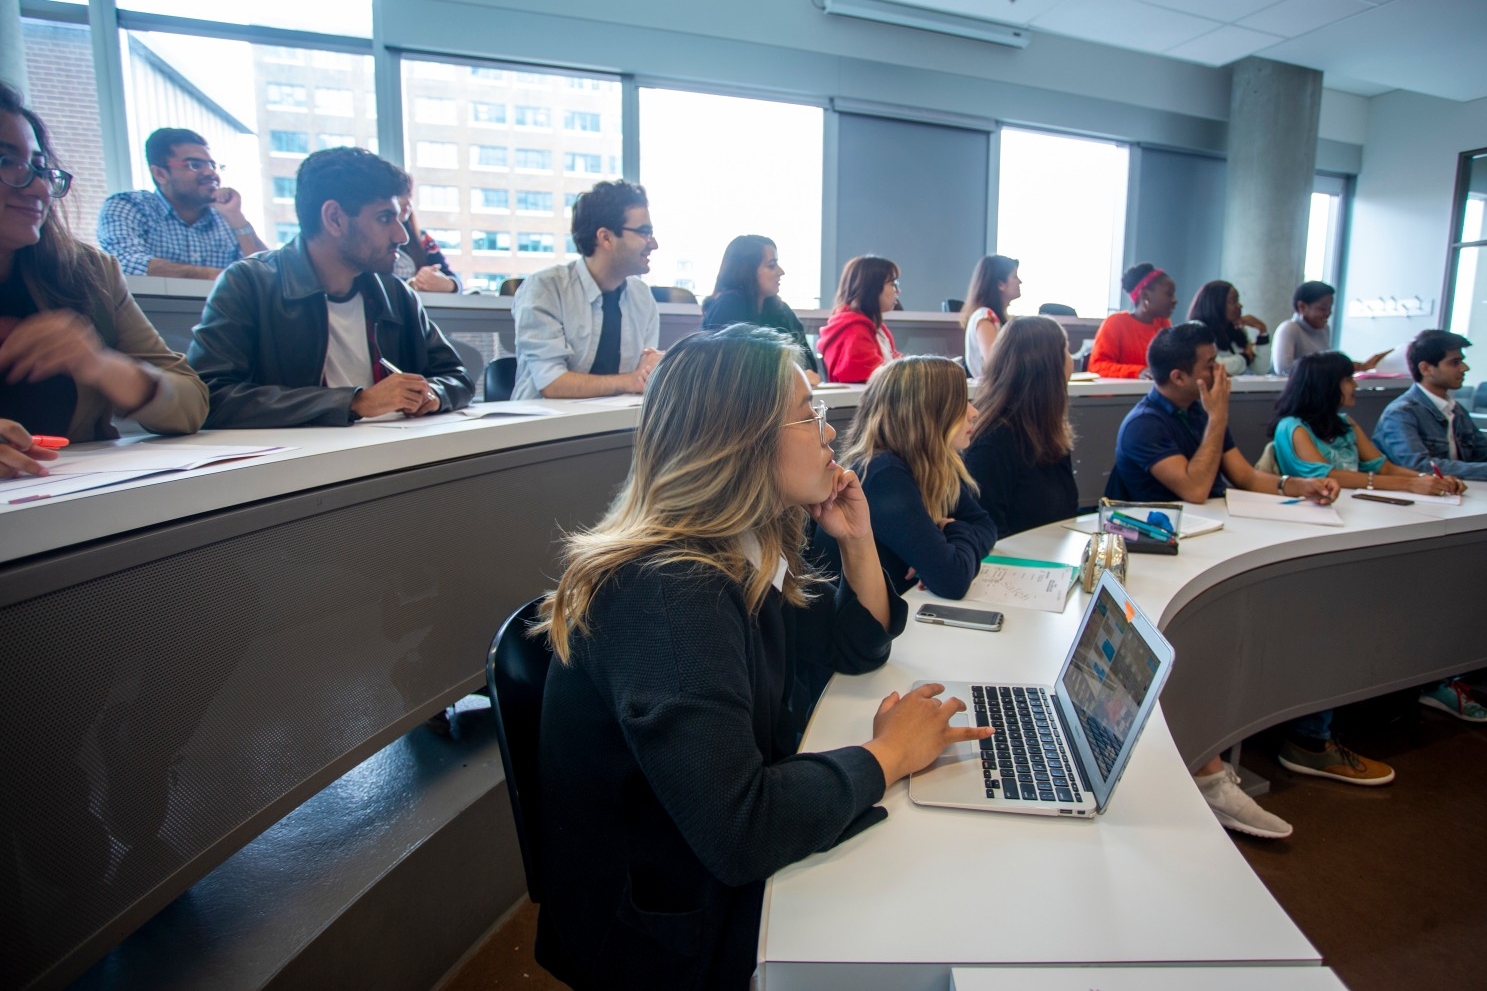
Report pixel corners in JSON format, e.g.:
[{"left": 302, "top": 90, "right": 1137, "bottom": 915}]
[{"left": 1277, "top": 739, "right": 1395, "bottom": 786}]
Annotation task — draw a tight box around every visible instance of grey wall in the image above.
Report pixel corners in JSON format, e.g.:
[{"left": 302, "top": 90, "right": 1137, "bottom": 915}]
[
  {"left": 834, "top": 114, "right": 988, "bottom": 312},
  {"left": 1129, "top": 147, "right": 1227, "bottom": 311},
  {"left": 1339, "top": 90, "right": 1487, "bottom": 377}
]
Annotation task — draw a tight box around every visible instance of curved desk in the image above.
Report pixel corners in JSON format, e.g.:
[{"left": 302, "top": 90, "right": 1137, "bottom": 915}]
[
  {"left": 759, "top": 492, "right": 1487, "bottom": 990},
  {"left": 0, "top": 385, "right": 1447, "bottom": 989}
]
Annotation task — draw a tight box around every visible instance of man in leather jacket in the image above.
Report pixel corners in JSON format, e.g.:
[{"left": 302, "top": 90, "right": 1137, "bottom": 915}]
[{"left": 187, "top": 147, "right": 472, "bottom": 427}]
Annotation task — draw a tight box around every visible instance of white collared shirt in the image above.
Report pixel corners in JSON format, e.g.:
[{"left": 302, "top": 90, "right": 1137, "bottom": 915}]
[
  {"left": 1422, "top": 386, "right": 1458, "bottom": 459},
  {"left": 509, "top": 258, "right": 660, "bottom": 400}
]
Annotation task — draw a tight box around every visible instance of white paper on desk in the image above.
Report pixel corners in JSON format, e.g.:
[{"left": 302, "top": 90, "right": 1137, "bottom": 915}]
[
  {"left": 455, "top": 402, "right": 565, "bottom": 418},
  {"left": 963, "top": 562, "right": 1077, "bottom": 613},
  {"left": 1224, "top": 488, "right": 1344, "bottom": 526},
  {"left": 1061, "top": 511, "right": 1224, "bottom": 538},
  {"left": 0, "top": 444, "right": 290, "bottom": 504},
  {"left": 570, "top": 395, "right": 644, "bottom": 408}
]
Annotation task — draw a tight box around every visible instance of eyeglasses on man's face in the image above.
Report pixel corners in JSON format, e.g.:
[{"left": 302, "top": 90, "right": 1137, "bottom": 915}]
[
  {"left": 172, "top": 157, "right": 224, "bottom": 174},
  {"left": 619, "top": 224, "right": 656, "bottom": 241},
  {"left": 0, "top": 155, "right": 72, "bottom": 198},
  {"left": 783, "top": 399, "right": 830, "bottom": 445}
]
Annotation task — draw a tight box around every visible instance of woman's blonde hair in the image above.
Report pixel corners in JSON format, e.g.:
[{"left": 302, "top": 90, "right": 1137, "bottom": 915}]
[
  {"left": 538, "top": 325, "right": 816, "bottom": 663},
  {"left": 838, "top": 355, "right": 974, "bottom": 520}
]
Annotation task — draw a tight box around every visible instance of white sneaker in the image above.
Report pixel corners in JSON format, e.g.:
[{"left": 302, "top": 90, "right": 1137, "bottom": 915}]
[{"left": 1194, "top": 763, "right": 1293, "bottom": 840}]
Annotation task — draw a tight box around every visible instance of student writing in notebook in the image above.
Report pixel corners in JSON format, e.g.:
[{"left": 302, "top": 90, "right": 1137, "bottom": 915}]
[{"left": 532, "top": 326, "right": 989, "bottom": 990}]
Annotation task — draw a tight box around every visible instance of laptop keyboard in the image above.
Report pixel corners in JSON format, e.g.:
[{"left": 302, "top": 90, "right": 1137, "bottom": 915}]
[{"left": 972, "top": 685, "right": 1084, "bottom": 806}]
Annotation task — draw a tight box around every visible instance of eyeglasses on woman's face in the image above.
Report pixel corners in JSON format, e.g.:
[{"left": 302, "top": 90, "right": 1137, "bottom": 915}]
[
  {"left": 0, "top": 155, "right": 72, "bottom": 198},
  {"left": 783, "top": 399, "right": 829, "bottom": 445}
]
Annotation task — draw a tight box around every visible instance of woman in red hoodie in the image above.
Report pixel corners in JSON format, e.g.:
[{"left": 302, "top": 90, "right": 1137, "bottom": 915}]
[{"left": 819, "top": 255, "right": 903, "bottom": 383}]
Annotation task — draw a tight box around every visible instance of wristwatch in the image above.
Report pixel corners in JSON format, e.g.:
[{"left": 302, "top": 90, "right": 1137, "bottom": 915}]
[
  {"left": 1277, "top": 474, "right": 1290, "bottom": 495},
  {"left": 231, "top": 223, "right": 255, "bottom": 237}
]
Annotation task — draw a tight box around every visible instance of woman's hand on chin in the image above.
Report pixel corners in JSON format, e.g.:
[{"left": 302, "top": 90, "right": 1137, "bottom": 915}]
[{"left": 809, "top": 464, "right": 873, "bottom": 543}]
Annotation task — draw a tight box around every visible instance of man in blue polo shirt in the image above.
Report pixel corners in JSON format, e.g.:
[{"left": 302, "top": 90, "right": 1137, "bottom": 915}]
[
  {"left": 98, "top": 128, "right": 268, "bottom": 280},
  {"left": 1109, "top": 323, "right": 1392, "bottom": 815},
  {"left": 1108, "top": 321, "right": 1337, "bottom": 505}
]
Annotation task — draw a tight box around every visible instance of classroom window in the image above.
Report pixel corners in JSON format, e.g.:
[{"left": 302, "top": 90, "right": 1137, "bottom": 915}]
[
  {"left": 118, "top": 0, "right": 372, "bottom": 37},
  {"left": 639, "top": 88, "right": 825, "bottom": 309},
  {"left": 996, "top": 126, "right": 1129, "bottom": 318},
  {"left": 1446, "top": 149, "right": 1487, "bottom": 346}
]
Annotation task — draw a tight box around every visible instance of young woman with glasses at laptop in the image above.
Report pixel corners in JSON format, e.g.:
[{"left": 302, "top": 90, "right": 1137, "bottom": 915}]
[
  {"left": 814, "top": 355, "right": 996, "bottom": 600},
  {"left": 533, "top": 326, "right": 988, "bottom": 990},
  {"left": 0, "top": 82, "right": 207, "bottom": 479}
]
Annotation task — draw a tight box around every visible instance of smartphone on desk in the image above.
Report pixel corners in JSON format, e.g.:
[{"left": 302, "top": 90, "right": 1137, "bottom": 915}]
[{"left": 915, "top": 604, "right": 1004, "bottom": 632}]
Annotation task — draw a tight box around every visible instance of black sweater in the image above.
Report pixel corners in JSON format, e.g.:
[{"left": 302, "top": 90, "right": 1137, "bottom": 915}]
[
  {"left": 536, "top": 556, "right": 906, "bottom": 990},
  {"left": 962, "top": 421, "right": 1080, "bottom": 537},
  {"left": 816, "top": 451, "right": 997, "bottom": 599},
  {"left": 701, "top": 290, "right": 820, "bottom": 374}
]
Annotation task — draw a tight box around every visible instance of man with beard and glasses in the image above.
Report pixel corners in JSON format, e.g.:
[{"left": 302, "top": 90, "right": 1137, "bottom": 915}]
[
  {"left": 187, "top": 147, "right": 472, "bottom": 427},
  {"left": 98, "top": 128, "right": 268, "bottom": 279}
]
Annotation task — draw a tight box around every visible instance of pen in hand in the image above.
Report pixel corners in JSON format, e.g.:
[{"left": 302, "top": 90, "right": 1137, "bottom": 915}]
[{"left": 378, "top": 357, "right": 403, "bottom": 376}]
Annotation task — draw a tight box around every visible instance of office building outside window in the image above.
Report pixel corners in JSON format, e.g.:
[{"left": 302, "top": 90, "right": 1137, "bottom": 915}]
[
  {"left": 20, "top": 17, "right": 107, "bottom": 246},
  {"left": 400, "top": 58, "right": 622, "bottom": 289}
]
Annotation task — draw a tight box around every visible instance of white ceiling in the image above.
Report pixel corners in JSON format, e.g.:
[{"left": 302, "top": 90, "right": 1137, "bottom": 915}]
[{"left": 891, "top": 0, "right": 1487, "bottom": 101}]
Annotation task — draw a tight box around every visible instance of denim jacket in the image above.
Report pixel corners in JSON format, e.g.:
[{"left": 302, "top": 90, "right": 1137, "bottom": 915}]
[
  {"left": 188, "top": 237, "right": 473, "bottom": 428},
  {"left": 1372, "top": 383, "right": 1487, "bottom": 481}
]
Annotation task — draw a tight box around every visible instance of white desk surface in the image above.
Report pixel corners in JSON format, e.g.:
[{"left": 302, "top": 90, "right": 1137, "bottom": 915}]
[
  {"left": 759, "top": 492, "right": 1487, "bottom": 985},
  {"left": 949, "top": 965, "right": 1348, "bottom": 990}
]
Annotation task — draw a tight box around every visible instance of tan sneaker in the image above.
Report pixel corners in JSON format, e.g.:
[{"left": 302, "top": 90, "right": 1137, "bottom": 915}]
[{"left": 1278, "top": 739, "right": 1395, "bottom": 786}]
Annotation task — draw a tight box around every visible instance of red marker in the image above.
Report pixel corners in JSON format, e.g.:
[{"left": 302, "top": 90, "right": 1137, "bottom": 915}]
[
  {"left": 1430, "top": 460, "right": 1446, "bottom": 480},
  {"left": 30, "top": 435, "right": 70, "bottom": 449}
]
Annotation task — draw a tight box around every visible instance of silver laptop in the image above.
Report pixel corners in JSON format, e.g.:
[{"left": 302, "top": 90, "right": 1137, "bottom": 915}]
[{"left": 909, "top": 570, "right": 1175, "bottom": 818}]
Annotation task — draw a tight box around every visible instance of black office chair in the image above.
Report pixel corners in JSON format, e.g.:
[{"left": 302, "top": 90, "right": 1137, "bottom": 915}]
[
  {"left": 651, "top": 286, "right": 698, "bottom": 304},
  {"left": 1038, "top": 302, "right": 1078, "bottom": 317},
  {"left": 940, "top": 298, "right": 964, "bottom": 313},
  {"left": 449, "top": 338, "right": 484, "bottom": 388},
  {"left": 485, "top": 595, "right": 551, "bottom": 903},
  {"left": 498, "top": 277, "right": 524, "bottom": 296},
  {"left": 484, "top": 356, "right": 517, "bottom": 402}
]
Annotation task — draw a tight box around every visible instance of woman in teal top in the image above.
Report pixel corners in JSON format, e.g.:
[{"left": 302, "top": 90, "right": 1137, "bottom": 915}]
[{"left": 1268, "top": 351, "right": 1466, "bottom": 496}]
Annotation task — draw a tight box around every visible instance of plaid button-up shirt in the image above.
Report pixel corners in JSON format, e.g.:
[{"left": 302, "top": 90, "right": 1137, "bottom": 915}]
[{"left": 97, "top": 189, "right": 243, "bottom": 275}]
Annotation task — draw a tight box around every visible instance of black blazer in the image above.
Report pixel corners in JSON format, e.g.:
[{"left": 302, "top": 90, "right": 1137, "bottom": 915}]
[
  {"left": 188, "top": 237, "right": 473, "bottom": 427},
  {"left": 535, "top": 556, "right": 905, "bottom": 990}
]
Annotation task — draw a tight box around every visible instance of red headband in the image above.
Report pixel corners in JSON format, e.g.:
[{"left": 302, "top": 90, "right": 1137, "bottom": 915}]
[{"left": 1128, "top": 269, "right": 1166, "bottom": 303}]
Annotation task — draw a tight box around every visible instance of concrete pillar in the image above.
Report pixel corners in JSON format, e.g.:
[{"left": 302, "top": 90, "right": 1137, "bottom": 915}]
[
  {"left": 1, "top": 0, "right": 28, "bottom": 98},
  {"left": 1220, "top": 57, "right": 1323, "bottom": 330}
]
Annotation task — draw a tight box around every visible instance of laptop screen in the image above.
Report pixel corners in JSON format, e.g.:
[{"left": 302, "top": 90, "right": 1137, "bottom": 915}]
[{"left": 1059, "top": 583, "right": 1166, "bottom": 790}]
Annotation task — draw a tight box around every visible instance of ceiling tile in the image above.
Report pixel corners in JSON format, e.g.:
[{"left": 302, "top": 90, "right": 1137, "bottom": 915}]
[
  {"left": 1140, "top": 0, "right": 1279, "bottom": 21},
  {"left": 1164, "top": 24, "right": 1286, "bottom": 66},
  {"left": 1238, "top": 0, "right": 1374, "bottom": 38},
  {"left": 1030, "top": 0, "right": 1221, "bottom": 52}
]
